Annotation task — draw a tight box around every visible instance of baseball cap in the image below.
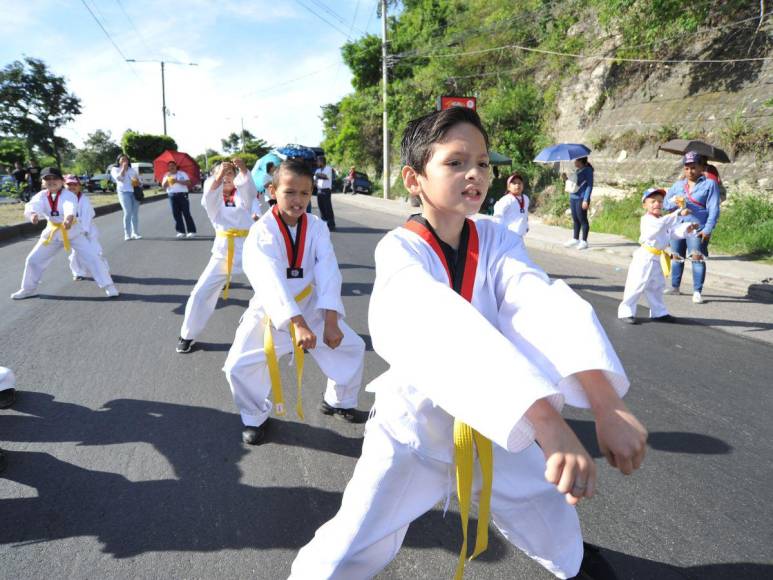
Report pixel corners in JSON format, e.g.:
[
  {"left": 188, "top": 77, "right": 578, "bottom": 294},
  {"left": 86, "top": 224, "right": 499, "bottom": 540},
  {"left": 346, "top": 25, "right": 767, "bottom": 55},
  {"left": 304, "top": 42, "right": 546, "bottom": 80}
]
[
  {"left": 64, "top": 174, "right": 81, "bottom": 185},
  {"left": 683, "top": 151, "right": 704, "bottom": 165},
  {"left": 641, "top": 187, "right": 666, "bottom": 203},
  {"left": 40, "top": 167, "right": 63, "bottom": 179}
]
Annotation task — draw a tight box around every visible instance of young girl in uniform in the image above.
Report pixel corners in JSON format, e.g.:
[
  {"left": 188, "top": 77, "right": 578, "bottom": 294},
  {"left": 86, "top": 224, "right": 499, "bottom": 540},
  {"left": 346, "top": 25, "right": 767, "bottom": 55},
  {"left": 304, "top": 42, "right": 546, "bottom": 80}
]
[
  {"left": 11, "top": 167, "right": 119, "bottom": 300},
  {"left": 492, "top": 171, "right": 529, "bottom": 236},
  {"left": 64, "top": 175, "right": 111, "bottom": 282},
  {"left": 176, "top": 159, "right": 263, "bottom": 353},
  {"left": 223, "top": 159, "right": 365, "bottom": 445},
  {"left": 290, "top": 108, "right": 647, "bottom": 580}
]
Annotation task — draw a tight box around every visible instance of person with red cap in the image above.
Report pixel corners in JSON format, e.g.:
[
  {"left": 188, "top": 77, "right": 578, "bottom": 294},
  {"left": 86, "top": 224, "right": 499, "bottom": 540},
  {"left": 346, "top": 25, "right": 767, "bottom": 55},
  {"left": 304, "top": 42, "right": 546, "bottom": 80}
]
[
  {"left": 493, "top": 171, "right": 530, "bottom": 236},
  {"left": 63, "top": 174, "right": 111, "bottom": 282},
  {"left": 10, "top": 167, "right": 119, "bottom": 299}
]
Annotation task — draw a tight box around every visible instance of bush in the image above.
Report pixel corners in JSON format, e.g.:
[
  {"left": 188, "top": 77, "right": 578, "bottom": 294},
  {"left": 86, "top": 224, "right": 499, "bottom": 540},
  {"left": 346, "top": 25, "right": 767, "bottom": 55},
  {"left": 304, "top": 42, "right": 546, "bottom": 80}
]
[
  {"left": 590, "top": 133, "right": 610, "bottom": 151},
  {"left": 612, "top": 130, "right": 649, "bottom": 153},
  {"left": 711, "top": 194, "right": 773, "bottom": 257},
  {"left": 590, "top": 191, "right": 644, "bottom": 241},
  {"left": 655, "top": 123, "right": 679, "bottom": 143}
]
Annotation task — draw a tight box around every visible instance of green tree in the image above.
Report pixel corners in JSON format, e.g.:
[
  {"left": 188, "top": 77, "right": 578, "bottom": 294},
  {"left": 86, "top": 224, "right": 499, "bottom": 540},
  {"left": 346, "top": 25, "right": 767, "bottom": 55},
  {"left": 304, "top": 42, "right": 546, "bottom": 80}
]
[
  {"left": 0, "top": 136, "right": 26, "bottom": 167},
  {"left": 342, "top": 35, "right": 382, "bottom": 91},
  {"left": 121, "top": 130, "right": 177, "bottom": 161},
  {"left": 74, "top": 129, "right": 122, "bottom": 174},
  {"left": 243, "top": 137, "right": 270, "bottom": 158},
  {"left": 0, "top": 57, "right": 82, "bottom": 167}
]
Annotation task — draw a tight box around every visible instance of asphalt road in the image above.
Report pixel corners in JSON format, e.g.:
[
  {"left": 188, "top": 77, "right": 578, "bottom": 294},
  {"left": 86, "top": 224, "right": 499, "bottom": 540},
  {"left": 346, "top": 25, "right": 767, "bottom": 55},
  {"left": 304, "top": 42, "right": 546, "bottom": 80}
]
[{"left": 1, "top": 195, "right": 771, "bottom": 579}]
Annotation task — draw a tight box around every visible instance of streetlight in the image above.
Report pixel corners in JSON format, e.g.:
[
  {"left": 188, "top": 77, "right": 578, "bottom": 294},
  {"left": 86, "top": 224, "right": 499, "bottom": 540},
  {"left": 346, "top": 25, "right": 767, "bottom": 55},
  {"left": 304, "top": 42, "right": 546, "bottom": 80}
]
[{"left": 125, "top": 59, "right": 199, "bottom": 135}]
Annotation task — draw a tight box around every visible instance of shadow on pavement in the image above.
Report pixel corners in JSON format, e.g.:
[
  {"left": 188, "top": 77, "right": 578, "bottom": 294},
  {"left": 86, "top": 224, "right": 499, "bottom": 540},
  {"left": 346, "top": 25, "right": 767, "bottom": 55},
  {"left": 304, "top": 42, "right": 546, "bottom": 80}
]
[
  {"left": 111, "top": 274, "right": 200, "bottom": 286},
  {"left": 566, "top": 419, "right": 732, "bottom": 457},
  {"left": 341, "top": 281, "right": 373, "bottom": 297},
  {"left": 332, "top": 226, "right": 390, "bottom": 235}
]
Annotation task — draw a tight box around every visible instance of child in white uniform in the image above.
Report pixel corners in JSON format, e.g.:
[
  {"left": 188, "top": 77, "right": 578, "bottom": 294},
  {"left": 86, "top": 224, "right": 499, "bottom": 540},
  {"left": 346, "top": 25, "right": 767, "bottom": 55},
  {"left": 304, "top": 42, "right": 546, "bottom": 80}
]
[
  {"left": 10, "top": 167, "right": 119, "bottom": 300},
  {"left": 291, "top": 108, "right": 648, "bottom": 580},
  {"left": 617, "top": 187, "right": 693, "bottom": 324},
  {"left": 492, "top": 171, "right": 529, "bottom": 236},
  {"left": 177, "top": 159, "right": 264, "bottom": 353},
  {"left": 65, "top": 175, "right": 110, "bottom": 282},
  {"left": 223, "top": 159, "right": 366, "bottom": 445}
]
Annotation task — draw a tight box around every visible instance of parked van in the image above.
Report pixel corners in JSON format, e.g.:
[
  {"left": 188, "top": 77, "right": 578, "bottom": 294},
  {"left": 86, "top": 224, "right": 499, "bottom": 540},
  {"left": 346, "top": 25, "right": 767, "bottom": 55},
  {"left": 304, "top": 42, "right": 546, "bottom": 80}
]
[{"left": 132, "top": 162, "right": 156, "bottom": 188}]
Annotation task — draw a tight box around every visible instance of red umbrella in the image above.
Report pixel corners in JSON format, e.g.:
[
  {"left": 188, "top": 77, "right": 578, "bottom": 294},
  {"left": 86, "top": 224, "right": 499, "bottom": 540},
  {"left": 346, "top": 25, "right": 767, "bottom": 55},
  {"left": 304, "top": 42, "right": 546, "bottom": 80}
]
[{"left": 153, "top": 150, "right": 201, "bottom": 186}]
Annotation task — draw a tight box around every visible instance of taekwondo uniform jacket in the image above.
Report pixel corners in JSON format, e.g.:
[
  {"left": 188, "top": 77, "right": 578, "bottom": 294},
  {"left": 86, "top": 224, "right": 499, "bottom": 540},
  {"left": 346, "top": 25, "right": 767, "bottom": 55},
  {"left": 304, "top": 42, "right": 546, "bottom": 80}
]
[
  {"left": 242, "top": 209, "right": 345, "bottom": 330},
  {"left": 367, "top": 217, "right": 629, "bottom": 463},
  {"left": 25, "top": 189, "right": 84, "bottom": 241},
  {"left": 202, "top": 172, "right": 262, "bottom": 264},
  {"left": 493, "top": 193, "right": 530, "bottom": 237}
]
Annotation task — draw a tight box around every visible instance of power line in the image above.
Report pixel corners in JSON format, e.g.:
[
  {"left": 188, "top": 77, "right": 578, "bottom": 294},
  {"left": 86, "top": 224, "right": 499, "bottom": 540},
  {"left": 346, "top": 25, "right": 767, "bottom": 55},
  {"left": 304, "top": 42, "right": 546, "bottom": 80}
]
[
  {"left": 114, "top": 0, "right": 153, "bottom": 56},
  {"left": 79, "top": 0, "right": 141, "bottom": 79},
  {"left": 293, "top": 0, "right": 353, "bottom": 38},
  {"left": 240, "top": 62, "right": 340, "bottom": 98}
]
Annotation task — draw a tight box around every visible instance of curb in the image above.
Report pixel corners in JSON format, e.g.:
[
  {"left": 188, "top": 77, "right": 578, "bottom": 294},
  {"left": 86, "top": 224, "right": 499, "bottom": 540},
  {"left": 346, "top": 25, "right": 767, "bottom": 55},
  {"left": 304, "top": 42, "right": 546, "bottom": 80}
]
[
  {"left": 333, "top": 193, "right": 773, "bottom": 302},
  {"left": 0, "top": 193, "right": 168, "bottom": 244}
]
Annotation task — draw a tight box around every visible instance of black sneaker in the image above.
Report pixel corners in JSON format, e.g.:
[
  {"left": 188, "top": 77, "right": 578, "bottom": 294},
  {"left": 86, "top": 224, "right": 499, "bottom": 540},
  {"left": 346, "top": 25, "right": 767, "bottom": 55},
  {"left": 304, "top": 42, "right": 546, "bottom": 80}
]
[
  {"left": 319, "top": 400, "right": 362, "bottom": 423},
  {"left": 619, "top": 317, "right": 638, "bottom": 325},
  {"left": 176, "top": 337, "right": 194, "bottom": 353},
  {"left": 242, "top": 421, "right": 269, "bottom": 445},
  {"left": 573, "top": 542, "right": 618, "bottom": 579},
  {"left": 652, "top": 314, "right": 677, "bottom": 323},
  {"left": 0, "top": 388, "right": 15, "bottom": 409}
]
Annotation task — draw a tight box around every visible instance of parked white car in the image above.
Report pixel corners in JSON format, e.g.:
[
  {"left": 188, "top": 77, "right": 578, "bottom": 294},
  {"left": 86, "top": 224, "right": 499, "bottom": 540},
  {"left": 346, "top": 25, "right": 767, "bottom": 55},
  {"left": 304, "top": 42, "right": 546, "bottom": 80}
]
[{"left": 132, "top": 162, "right": 156, "bottom": 188}]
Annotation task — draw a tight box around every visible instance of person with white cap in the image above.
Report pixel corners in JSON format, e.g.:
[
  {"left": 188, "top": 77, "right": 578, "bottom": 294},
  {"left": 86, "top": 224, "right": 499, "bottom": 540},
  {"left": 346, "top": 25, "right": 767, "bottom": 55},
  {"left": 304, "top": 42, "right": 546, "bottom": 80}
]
[
  {"left": 492, "top": 171, "right": 530, "bottom": 236},
  {"left": 10, "top": 167, "right": 119, "bottom": 299},
  {"left": 618, "top": 187, "right": 694, "bottom": 324},
  {"left": 63, "top": 174, "right": 111, "bottom": 282},
  {"left": 662, "top": 151, "right": 721, "bottom": 304}
]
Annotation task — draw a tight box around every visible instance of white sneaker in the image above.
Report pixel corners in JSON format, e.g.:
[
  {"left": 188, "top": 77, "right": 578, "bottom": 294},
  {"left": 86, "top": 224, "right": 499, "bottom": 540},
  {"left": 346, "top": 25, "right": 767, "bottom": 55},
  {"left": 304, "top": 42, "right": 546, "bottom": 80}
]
[
  {"left": 176, "top": 233, "right": 185, "bottom": 239},
  {"left": 131, "top": 233, "right": 142, "bottom": 240},
  {"left": 576, "top": 240, "right": 589, "bottom": 250},
  {"left": 11, "top": 288, "right": 38, "bottom": 300},
  {"left": 692, "top": 291, "right": 703, "bottom": 304},
  {"left": 186, "top": 232, "right": 196, "bottom": 238},
  {"left": 124, "top": 235, "right": 131, "bottom": 241},
  {"left": 664, "top": 287, "right": 680, "bottom": 295},
  {"left": 104, "top": 285, "right": 120, "bottom": 298},
  {"left": 564, "top": 239, "right": 579, "bottom": 248}
]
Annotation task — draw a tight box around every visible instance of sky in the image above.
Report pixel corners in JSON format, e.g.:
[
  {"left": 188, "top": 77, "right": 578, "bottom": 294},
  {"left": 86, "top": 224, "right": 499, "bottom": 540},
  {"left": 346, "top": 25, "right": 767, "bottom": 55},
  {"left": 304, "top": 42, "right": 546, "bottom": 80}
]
[{"left": 0, "top": 0, "right": 382, "bottom": 156}]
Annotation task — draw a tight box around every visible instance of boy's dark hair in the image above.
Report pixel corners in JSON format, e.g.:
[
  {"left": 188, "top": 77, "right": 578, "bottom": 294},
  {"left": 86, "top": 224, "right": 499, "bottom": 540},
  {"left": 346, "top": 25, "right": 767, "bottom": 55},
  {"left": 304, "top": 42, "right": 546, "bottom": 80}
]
[
  {"left": 401, "top": 107, "right": 489, "bottom": 175},
  {"left": 272, "top": 158, "right": 314, "bottom": 188}
]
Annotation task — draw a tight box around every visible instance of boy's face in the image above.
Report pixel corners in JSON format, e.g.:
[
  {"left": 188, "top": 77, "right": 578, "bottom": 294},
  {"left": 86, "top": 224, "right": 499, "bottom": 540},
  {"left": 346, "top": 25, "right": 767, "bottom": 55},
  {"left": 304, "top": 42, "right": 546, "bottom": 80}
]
[
  {"left": 66, "top": 183, "right": 81, "bottom": 193},
  {"left": 404, "top": 122, "right": 490, "bottom": 219},
  {"left": 43, "top": 176, "right": 63, "bottom": 192},
  {"left": 643, "top": 194, "right": 664, "bottom": 216},
  {"left": 270, "top": 170, "right": 312, "bottom": 225},
  {"left": 168, "top": 162, "right": 177, "bottom": 173},
  {"left": 508, "top": 178, "right": 524, "bottom": 195}
]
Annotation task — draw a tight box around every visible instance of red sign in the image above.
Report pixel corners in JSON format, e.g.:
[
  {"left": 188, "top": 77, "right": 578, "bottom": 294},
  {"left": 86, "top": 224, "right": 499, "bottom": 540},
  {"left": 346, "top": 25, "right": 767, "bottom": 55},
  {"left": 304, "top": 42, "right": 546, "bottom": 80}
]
[{"left": 437, "top": 96, "right": 477, "bottom": 111}]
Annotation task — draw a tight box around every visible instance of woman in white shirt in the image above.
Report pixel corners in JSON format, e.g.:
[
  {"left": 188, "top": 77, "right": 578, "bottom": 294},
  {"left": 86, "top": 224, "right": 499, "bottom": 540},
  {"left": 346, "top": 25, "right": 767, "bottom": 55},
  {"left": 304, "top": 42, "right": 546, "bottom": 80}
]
[
  {"left": 161, "top": 160, "right": 198, "bottom": 238},
  {"left": 110, "top": 154, "right": 142, "bottom": 241}
]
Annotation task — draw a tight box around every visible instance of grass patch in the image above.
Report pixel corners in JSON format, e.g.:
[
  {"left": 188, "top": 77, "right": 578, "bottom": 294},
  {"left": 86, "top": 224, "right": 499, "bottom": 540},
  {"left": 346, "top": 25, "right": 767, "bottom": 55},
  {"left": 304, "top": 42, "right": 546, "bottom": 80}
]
[{"left": 590, "top": 193, "right": 642, "bottom": 241}]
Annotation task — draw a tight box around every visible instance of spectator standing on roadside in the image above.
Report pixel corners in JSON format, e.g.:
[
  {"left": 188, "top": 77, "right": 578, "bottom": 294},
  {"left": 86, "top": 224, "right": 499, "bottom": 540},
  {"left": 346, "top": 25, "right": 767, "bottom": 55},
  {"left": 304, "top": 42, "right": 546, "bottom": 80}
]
[
  {"left": 344, "top": 165, "right": 356, "bottom": 194},
  {"left": 663, "top": 151, "right": 721, "bottom": 304},
  {"left": 12, "top": 161, "right": 26, "bottom": 189},
  {"left": 314, "top": 156, "right": 335, "bottom": 231},
  {"left": 562, "top": 156, "right": 594, "bottom": 250},
  {"left": 110, "top": 154, "right": 142, "bottom": 241},
  {"left": 161, "top": 160, "right": 197, "bottom": 238}
]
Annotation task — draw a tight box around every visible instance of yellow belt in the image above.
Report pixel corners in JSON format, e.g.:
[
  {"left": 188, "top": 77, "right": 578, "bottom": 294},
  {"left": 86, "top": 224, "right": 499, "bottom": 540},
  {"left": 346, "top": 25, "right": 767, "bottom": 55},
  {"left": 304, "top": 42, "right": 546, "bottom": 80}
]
[
  {"left": 216, "top": 229, "right": 249, "bottom": 299},
  {"left": 453, "top": 421, "right": 493, "bottom": 579},
  {"left": 264, "top": 284, "right": 313, "bottom": 419},
  {"left": 642, "top": 244, "right": 672, "bottom": 278},
  {"left": 43, "top": 220, "right": 76, "bottom": 253}
]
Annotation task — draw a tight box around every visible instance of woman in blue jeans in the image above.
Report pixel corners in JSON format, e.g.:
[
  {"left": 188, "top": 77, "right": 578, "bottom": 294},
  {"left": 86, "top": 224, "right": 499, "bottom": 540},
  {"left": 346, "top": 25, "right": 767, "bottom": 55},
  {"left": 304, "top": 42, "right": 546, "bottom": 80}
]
[
  {"left": 110, "top": 154, "right": 141, "bottom": 240},
  {"left": 663, "top": 152, "right": 721, "bottom": 304},
  {"left": 562, "top": 157, "right": 594, "bottom": 250}
]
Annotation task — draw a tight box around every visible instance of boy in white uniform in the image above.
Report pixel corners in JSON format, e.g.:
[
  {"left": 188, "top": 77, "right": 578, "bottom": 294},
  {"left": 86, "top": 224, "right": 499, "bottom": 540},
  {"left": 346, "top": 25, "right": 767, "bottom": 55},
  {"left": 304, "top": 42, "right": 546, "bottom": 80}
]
[
  {"left": 618, "top": 187, "right": 693, "bottom": 324},
  {"left": 65, "top": 175, "right": 110, "bottom": 282},
  {"left": 291, "top": 108, "right": 647, "bottom": 579},
  {"left": 492, "top": 171, "right": 529, "bottom": 236},
  {"left": 223, "top": 159, "right": 365, "bottom": 445},
  {"left": 177, "top": 159, "right": 264, "bottom": 353},
  {"left": 10, "top": 167, "right": 119, "bottom": 300}
]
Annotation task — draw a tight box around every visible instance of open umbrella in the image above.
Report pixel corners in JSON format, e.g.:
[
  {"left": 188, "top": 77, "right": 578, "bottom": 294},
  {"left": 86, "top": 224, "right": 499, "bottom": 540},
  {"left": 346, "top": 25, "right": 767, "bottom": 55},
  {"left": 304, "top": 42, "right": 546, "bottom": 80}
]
[
  {"left": 534, "top": 143, "right": 591, "bottom": 163},
  {"left": 488, "top": 150, "right": 512, "bottom": 165},
  {"left": 153, "top": 150, "right": 202, "bottom": 186},
  {"left": 251, "top": 152, "right": 283, "bottom": 193},
  {"left": 657, "top": 139, "right": 731, "bottom": 163}
]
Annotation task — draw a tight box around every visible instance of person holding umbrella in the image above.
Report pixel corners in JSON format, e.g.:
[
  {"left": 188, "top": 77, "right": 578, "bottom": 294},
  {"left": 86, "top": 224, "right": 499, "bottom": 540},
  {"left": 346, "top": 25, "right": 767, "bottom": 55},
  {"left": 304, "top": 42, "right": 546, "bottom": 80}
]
[
  {"left": 662, "top": 151, "right": 721, "bottom": 304},
  {"left": 562, "top": 157, "right": 594, "bottom": 250}
]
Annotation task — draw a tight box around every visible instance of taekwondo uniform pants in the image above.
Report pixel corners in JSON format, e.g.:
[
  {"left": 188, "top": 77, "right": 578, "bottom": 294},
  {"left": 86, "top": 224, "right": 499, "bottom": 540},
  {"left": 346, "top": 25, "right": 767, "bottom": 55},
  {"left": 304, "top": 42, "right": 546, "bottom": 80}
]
[
  {"left": 180, "top": 255, "right": 240, "bottom": 341},
  {"left": 223, "top": 308, "right": 365, "bottom": 427},
  {"left": 69, "top": 231, "right": 109, "bottom": 279},
  {"left": 21, "top": 234, "right": 114, "bottom": 290},
  {"left": 618, "top": 250, "right": 667, "bottom": 319},
  {"left": 290, "top": 418, "right": 583, "bottom": 579}
]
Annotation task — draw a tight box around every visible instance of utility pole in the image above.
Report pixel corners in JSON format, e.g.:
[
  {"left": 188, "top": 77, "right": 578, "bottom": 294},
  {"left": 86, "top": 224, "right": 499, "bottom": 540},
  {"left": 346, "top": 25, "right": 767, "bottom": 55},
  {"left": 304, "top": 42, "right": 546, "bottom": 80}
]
[
  {"left": 381, "top": 0, "right": 390, "bottom": 200},
  {"left": 126, "top": 59, "right": 199, "bottom": 135}
]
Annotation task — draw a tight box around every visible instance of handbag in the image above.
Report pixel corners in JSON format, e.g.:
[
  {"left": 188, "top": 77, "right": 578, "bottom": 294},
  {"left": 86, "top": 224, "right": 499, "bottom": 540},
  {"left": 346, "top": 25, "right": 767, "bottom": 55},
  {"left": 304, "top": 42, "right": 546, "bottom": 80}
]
[
  {"left": 133, "top": 185, "right": 145, "bottom": 202},
  {"left": 564, "top": 178, "right": 579, "bottom": 194}
]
